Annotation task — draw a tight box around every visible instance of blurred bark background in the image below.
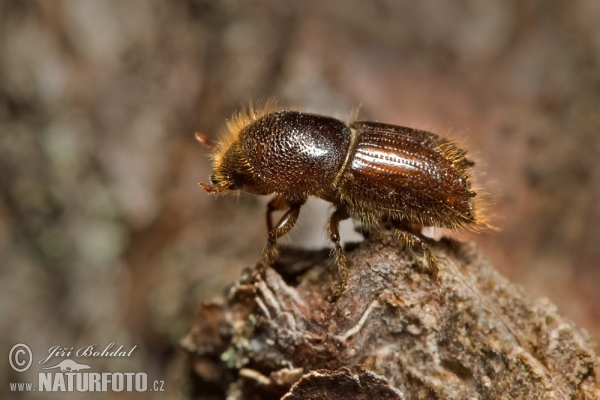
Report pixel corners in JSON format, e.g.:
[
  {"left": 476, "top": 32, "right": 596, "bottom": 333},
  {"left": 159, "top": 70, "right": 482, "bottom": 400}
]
[{"left": 1, "top": 1, "right": 599, "bottom": 399}]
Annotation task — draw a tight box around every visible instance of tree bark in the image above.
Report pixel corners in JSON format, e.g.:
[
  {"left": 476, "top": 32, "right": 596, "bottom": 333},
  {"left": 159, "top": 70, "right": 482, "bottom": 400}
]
[{"left": 181, "top": 232, "right": 599, "bottom": 399}]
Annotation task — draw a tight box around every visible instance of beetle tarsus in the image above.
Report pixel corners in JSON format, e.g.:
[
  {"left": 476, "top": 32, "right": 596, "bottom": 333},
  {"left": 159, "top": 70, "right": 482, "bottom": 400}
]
[
  {"left": 250, "top": 260, "right": 268, "bottom": 283},
  {"left": 262, "top": 239, "right": 280, "bottom": 267},
  {"left": 424, "top": 250, "right": 445, "bottom": 306},
  {"left": 327, "top": 245, "right": 349, "bottom": 302}
]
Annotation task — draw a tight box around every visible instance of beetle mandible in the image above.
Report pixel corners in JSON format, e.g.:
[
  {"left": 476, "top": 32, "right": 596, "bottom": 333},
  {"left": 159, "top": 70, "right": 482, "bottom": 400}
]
[{"left": 197, "top": 102, "right": 488, "bottom": 300}]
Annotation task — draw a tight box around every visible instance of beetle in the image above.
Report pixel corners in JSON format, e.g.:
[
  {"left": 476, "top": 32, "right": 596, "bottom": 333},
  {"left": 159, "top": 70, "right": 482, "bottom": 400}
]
[{"left": 197, "top": 102, "right": 488, "bottom": 299}]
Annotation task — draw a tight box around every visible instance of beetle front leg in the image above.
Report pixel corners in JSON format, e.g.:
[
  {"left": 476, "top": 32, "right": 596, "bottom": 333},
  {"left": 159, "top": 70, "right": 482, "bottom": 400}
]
[
  {"left": 266, "top": 195, "right": 289, "bottom": 232},
  {"left": 260, "top": 202, "right": 303, "bottom": 272},
  {"left": 327, "top": 206, "right": 350, "bottom": 302}
]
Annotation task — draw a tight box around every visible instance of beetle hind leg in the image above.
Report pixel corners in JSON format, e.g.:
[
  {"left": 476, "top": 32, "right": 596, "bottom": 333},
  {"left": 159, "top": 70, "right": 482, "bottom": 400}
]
[
  {"left": 392, "top": 227, "right": 439, "bottom": 280},
  {"left": 391, "top": 225, "right": 445, "bottom": 303}
]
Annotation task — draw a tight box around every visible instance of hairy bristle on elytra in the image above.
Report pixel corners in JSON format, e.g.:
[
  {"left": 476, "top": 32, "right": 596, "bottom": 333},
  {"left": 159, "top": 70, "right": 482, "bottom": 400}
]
[
  {"left": 470, "top": 186, "right": 497, "bottom": 232},
  {"left": 433, "top": 137, "right": 495, "bottom": 232}
]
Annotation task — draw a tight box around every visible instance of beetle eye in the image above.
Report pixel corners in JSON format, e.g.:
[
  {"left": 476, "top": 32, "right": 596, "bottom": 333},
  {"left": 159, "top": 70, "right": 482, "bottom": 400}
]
[{"left": 210, "top": 175, "right": 218, "bottom": 184}]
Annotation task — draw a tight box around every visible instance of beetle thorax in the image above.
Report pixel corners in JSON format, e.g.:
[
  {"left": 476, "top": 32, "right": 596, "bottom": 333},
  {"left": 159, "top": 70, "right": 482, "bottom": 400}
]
[{"left": 239, "top": 111, "right": 352, "bottom": 200}]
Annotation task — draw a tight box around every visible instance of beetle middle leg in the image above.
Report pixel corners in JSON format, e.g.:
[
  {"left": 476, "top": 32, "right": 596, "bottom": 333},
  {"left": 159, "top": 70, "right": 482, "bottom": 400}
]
[{"left": 327, "top": 205, "right": 350, "bottom": 302}]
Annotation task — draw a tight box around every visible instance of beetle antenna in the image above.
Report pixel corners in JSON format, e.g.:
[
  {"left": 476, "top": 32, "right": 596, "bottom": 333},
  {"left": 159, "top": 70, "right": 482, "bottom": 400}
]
[
  {"left": 195, "top": 132, "right": 218, "bottom": 153},
  {"left": 199, "top": 182, "right": 231, "bottom": 194}
]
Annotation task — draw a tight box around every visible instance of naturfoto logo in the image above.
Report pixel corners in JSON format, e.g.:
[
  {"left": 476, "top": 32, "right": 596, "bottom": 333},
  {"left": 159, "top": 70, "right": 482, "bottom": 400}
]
[
  {"left": 41, "top": 359, "right": 91, "bottom": 372},
  {"left": 8, "top": 342, "right": 165, "bottom": 393}
]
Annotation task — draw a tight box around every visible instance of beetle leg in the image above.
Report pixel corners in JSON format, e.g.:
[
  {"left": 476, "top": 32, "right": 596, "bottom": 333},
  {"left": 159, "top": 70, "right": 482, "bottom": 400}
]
[
  {"left": 266, "top": 195, "right": 289, "bottom": 232},
  {"left": 260, "top": 202, "right": 303, "bottom": 271},
  {"left": 327, "top": 206, "right": 350, "bottom": 302},
  {"left": 392, "top": 226, "right": 444, "bottom": 304},
  {"left": 392, "top": 228, "right": 439, "bottom": 279}
]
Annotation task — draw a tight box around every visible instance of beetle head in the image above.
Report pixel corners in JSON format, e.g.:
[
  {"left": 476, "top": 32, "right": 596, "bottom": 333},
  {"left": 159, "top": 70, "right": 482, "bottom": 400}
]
[{"left": 200, "top": 142, "right": 269, "bottom": 196}]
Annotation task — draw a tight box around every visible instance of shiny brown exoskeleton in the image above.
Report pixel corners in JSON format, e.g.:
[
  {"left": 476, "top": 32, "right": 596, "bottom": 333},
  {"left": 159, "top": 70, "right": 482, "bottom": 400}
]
[{"left": 198, "top": 103, "right": 488, "bottom": 300}]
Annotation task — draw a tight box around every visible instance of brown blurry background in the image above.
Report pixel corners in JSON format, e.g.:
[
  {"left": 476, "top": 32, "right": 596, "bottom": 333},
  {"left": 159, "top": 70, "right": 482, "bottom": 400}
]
[{"left": 1, "top": 1, "right": 599, "bottom": 398}]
